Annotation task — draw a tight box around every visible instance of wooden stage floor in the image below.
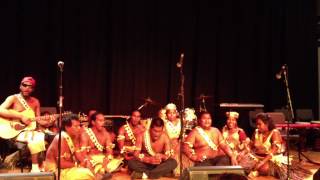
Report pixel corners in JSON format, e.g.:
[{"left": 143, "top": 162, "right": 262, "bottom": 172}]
[{"left": 0, "top": 150, "right": 320, "bottom": 180}]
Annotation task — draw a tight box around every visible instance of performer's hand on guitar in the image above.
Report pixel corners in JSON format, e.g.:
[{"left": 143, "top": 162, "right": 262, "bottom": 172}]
[
  {"left": 21, "top": 116, "right": 32, "bottom": 125},
  {"left": 14, "top": 123, "right": 26, "bottom": 130}
]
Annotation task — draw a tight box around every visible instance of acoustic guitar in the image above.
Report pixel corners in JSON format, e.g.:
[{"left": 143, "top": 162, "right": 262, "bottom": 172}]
[{"left": 0, "top": 109, "right": 70, "bottom": 139}]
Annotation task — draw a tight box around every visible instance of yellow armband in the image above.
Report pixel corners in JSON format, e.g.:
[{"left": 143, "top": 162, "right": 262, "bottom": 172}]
[
  {"left": 117, "top": 135, "right": 125, "bottom": 141},
  {"left": 107, "top": 154, "right": 113, "bottom": 160}
]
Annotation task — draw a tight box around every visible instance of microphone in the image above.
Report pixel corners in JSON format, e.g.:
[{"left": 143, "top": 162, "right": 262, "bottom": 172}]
[
  {"left": 58, "top": 61, "right": 64, "bottom": 71},
  {"left": 176, "top": 53, "right": 184, "bottom": 68},
  {"left": 276, "top": 64, "right": 287, "bottom": 79},
  {"left": 144, "top": 97, "right": 154, "bottom": 104}
]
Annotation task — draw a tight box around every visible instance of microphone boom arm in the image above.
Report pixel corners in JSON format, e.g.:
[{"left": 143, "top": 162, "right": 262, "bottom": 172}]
[{"left": 283, "top": 70, "right": 295, "bottom": 120}]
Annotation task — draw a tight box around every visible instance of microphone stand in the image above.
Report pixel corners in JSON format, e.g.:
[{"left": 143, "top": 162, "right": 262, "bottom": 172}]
[
  {"left": 57, "top": 63, "right": 64, "bottom": 180},
  {"left": 178, "top": 58, "right": 185, "bottom": 176},
  {"left": 283, "top": 70, "right": 295, "bottom": 122},
  {"left": 137, "top": 102, "right": 148, "bottom": 111},
  {"left": 282, "top": 67, "right": 294, "bottom": 180},
  {"left": 199, "top": 97, "right": 207, "bottom": 112}
]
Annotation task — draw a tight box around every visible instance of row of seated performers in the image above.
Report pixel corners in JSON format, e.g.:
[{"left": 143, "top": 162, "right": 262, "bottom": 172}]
[
  {"left": 46, "top": 107, "right": 312, "bottom": 180},
  {"left": 0, "top": 76, "right": 311, "bottom": 180}
]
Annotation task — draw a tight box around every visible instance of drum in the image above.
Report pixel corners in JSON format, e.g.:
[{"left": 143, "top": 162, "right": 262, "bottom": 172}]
[
  {"left": 238, "top": 153, "right": 258, "bottom": 172},
  {"left": 183, "top": 108, "right": 197, "bottom": 131}
]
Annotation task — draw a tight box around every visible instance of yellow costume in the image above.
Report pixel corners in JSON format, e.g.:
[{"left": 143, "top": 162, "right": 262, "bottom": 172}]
[
  {"left": 84, "top": 128, "right": 123, "bottom": 174},
  {"left": 16, "top": 130, "right": 45, "bottom": 154},
  {"left": 240, "top": 129, "right": 310, "bottom": 179},
  {"left": 13, "top": 94, "right": 46, "bottom": 154},
  {"left": 45, "top": 131, "right": 94, "bottom": 180},
  {"left": 221, "top": 126, "right": 249, "bottom": 158},
  {"left": 45, "top": 161, "right": 94, "bottom": 180}
]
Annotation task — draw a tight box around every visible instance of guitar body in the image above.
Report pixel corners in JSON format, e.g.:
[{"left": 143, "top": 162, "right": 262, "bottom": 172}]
[{"left": 0, "top": 109, "right": 36, "bottom": 139}]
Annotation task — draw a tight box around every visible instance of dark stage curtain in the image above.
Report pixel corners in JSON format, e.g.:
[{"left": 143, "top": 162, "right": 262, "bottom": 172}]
[{"left": 0, "top": 0, "right": 318, "bottom": 131}]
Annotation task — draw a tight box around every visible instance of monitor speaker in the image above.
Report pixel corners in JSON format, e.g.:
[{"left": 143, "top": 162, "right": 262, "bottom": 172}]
[
  {"left": 187, "top": 165, "right": 245, "bottom": 180},
  {"left": 314, "top": 168, "right": 320, "bottom": 180},
  {"left": 0, "top": 172, "right": 55, "bottom": 180}
]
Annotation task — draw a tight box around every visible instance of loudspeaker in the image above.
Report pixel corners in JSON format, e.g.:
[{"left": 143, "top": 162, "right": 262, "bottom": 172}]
[
  {"left": 0, "top": 172, "right": 55, "bottom": 180},
  {"left": 187, "top": 166, "right": 245, "bottom": 180}
]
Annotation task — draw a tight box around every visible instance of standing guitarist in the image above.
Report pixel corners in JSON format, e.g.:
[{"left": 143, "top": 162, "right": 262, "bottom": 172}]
[{"left": 0, "top": 76, "right": 47, "bottom": 172}]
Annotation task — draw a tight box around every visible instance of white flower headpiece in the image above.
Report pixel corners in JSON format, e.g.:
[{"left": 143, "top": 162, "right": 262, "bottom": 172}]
[
  {"left": 226, "top": 111, "right": 239, "bottom": 119},
  {"left": 165, "top": 103, "right": 177, "bottom": 111}
]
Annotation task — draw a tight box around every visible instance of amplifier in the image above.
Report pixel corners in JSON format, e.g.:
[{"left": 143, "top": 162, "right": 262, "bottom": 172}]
[{"left": 187, "top": 166, "right": 245, "bottom": 180}]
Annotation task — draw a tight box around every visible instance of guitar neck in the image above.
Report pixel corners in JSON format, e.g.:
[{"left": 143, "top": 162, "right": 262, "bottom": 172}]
[{"left": 34, "top": 112, "right": 71, "bottom": 122}]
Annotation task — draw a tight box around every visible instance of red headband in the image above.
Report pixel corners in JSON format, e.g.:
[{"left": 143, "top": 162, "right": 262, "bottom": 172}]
[{"left": 21, "top": 76, "right": 36, "bottom": 87}]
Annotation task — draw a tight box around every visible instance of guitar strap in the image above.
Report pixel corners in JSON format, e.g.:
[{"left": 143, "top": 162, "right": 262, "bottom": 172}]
[
  {"left": 62, "top": 131, "right": 75, "bottom": 154},
  {"left": 196, "top": 126, "right": 218, "bottom": 151},
  {"left": 15, "top": 94, "right": 33, "bottom": 134},
  {"left": 85, "top": 128, "right": 105, "bottom": 152},
  {"left": 144, "top": 130, "right": 156, "bottom": 156},
  {"left": 61, "top": 131, "right": 77, "bottom": 163},
  {"left": 124, "top": 121, "right": 136, "bottom": 145},
  {"left": 15, "top": 94, "right": 32, "bottom": 111}
]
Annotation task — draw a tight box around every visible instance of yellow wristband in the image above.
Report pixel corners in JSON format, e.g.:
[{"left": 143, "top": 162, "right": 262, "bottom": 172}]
[{"left": 138, "top": 153, "right": 145, "bottom": 161}]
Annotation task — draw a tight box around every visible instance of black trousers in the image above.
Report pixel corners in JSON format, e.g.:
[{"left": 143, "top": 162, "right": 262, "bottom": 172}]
[{"left": 128, "top": 158, "right": 177, "bottom": 179}]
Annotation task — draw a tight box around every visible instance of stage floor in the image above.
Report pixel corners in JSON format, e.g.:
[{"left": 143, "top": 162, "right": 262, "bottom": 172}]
[{"left": 0, "top": 150, "right": 319, "bottom": 180}]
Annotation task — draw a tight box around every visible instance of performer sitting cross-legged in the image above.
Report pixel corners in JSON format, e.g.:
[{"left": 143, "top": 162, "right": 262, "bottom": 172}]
[
  {"left": 220, "top": 111, "right": 250, "bottom": 161},
  {"left": 162, "top": 103, "right": 182, "bottom": 176},
  {"left": 78, "top": 112, "right": 123, "bottom": 179},
  {"left": 128, "top": 117, "right": 177, "bottom": 179},
  {"left": 117, "top": 110, "right": 145, "bottom": 161},
  {"left": 44, "top": 114, "right": 94, "bottom": 180},
  {"left": 241, "top": 113, "right": 311, "bottom": 179},
  {"left": 183, "top": 111, "right": 238, "bottom": 166}
]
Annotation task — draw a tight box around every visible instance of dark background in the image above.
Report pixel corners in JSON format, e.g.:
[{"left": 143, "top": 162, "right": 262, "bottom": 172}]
[{"left": 0, "top": 0, "right": 318, "bottom": 132}]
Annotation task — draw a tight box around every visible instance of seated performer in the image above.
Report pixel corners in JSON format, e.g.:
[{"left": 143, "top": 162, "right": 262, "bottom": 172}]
[
  {"left": 44, "top": 114, "right": 94, "bottom": 180},
  {"left": 83, "top": 109, "right": 97, "bottom": 128},
  {"left": 241, "top": 113, "right": 311, "bottom": 179},
  {"left": 158, "top": 108, "right": 167, "bottom": 121},
  {"left": 183, "top": 111, "right": 238, "bottom": 166},
  {"left": 38, "top": 111, "right": 58, "bottom": 134},
  {"left": 0, "top": 76, "right": 50, "bottom": 172},
  {"left": 117, "top": 110, "right": 145, "bottom": 161},
  {"left": 220, "top": 111, "right": 250, "bottom": 160},
  {"left": 162, "top": 103, "right": 181, "bottom": 175},
  {"left": 78, "top": 112, "right": 122, "bottom": 178},
  {"left": 128, "top": 117, "right": 177, "bottom": 179}
]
